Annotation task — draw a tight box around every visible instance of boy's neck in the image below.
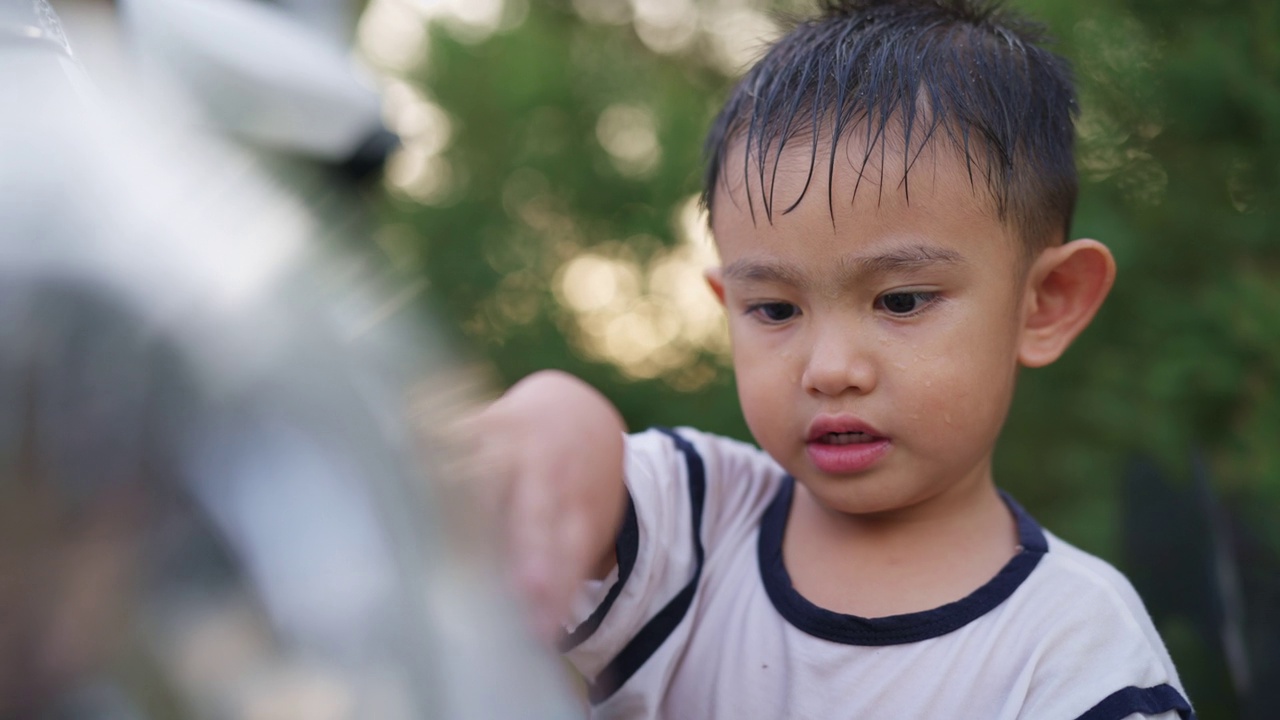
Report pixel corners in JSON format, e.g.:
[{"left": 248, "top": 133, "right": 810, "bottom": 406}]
[{"left": 783, "top": 463, "right": 1020, "bottom": 618}]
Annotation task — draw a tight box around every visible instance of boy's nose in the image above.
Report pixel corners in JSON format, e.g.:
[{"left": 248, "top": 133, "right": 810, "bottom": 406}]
[{"left": 800, "top": 332, "right": 877, "bottom": 397}]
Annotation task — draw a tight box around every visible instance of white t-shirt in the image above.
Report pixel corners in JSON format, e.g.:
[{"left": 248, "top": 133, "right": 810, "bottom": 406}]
[{"left": 562, "top": 428, "right": 1194, "bottom": 720}]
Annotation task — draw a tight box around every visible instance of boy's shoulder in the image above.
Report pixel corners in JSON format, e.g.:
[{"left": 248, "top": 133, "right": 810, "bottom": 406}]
[
  {"left": 1038, "top": 531, "right": 1160, "bottom": 619},
  {"left": 1029, "top": 529, "right": 1171, "bottom": 648},
  {"left": 625, "top": 426, "right": 783, "bottom": 492},
  {"left": 1008, "top": 527, "right": 1189, "bottom": 717},
  {"left": 623, "top": 426, "right": 787, "bottom": 551},
  {"left": 628, "top": 425, "right": 768, "bottom": 458}
]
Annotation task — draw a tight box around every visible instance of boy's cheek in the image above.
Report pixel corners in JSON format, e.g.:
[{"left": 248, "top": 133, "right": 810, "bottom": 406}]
[{"left": 902, "top": 355, "right": 1017, "bottom": 436}]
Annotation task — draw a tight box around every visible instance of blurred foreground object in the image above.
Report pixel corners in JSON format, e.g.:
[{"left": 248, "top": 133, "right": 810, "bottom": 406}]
[
  {"left": 0, "top": 1, "right": 579, "bottom": 717},
  {"left": 118, "top": 0, "right": 398, "bottom": 178}
]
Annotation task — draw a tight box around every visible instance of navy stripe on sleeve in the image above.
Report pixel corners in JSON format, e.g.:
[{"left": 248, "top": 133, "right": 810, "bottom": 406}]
[
  {"left": 559, "top": 494, "right": 640, "bottom": 652},
  {"left": 587, "top": 428, "right": 706, "bottom": 705},
  {"left": 1076, "top": 684, "right": 1195, "bottom": 720}
]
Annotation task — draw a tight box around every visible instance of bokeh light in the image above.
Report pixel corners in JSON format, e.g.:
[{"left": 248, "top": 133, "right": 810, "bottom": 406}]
[
  {"left": 596, "top": 103, "right": 662, "bottom": 178},
  {"left": 554, "top": 196, "right": 727, "bottom": 384}
]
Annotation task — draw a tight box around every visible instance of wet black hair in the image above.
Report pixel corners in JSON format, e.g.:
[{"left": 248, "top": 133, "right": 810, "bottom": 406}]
[{"left": 703, "top": 0, "right": 1078, "bottom": 251}]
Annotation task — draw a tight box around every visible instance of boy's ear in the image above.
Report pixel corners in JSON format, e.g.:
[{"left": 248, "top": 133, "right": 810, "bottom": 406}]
[
  {"left": 705, "top": 267, "right": 726, "bottom": 306},
  {"left": 1018, "top": 239, "right": 1116, "bottom": 368}
]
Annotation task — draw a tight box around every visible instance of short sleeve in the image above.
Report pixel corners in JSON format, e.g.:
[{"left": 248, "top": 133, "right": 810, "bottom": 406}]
[{"left": 560, "top": 427, "right": 783, "bottom": 705}]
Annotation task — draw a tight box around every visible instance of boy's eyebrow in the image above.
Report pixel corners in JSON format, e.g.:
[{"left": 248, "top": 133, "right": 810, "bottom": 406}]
[
  {"left": 845, "top": 245, "right": 967, "bottom": 276},
  {"left": 720, "top": 259, "right": 809, "bottom": 287},
  {"left": 721, "top": 245, "right": 965, "bottom": 288}
]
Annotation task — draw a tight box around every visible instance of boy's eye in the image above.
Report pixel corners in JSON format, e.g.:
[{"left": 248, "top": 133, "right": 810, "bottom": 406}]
[
  {"left": 748, "top": 302, "right": 799, "bottom": 323},
  {"left": 876, "top": 291, "right": 936, "bottom": 316}
]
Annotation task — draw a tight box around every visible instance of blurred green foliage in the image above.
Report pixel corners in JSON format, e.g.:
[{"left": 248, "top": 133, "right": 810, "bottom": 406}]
[{"left": 373, "top": 0, "right": 1279, "bottom": 715}]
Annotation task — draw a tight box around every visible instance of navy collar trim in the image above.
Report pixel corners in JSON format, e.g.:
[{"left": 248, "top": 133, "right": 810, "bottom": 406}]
[{"left": 758, "top": 477, "right": 1048, "bottom": 646}]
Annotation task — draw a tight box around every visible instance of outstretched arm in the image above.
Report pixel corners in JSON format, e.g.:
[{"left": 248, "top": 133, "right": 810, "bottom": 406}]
[{"left": 461, "top": 370, "right": 628, "bottom": 642}]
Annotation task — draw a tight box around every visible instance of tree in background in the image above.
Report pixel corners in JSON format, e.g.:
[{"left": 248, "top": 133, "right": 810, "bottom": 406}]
[{"left": 361, "top": 0, "right": 1278, "bottom": 715}]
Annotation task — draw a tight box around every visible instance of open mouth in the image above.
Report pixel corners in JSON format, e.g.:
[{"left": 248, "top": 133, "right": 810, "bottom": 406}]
[
  {"left": 816, "top": 431, "right": 878, "bottom": 445},
  {"left": 805, "top": 418, "right": 891, "bottom": 473}
]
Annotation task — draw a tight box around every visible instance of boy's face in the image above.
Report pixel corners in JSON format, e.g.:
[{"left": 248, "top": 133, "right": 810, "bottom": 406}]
[{"left": 709, "top": 135, "right": 1033, "bottom": 517}]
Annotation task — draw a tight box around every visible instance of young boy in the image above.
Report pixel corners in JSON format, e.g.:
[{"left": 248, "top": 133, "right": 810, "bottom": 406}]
[{"left": 470, "top": 1, "right": 1193, "bottom": 717}]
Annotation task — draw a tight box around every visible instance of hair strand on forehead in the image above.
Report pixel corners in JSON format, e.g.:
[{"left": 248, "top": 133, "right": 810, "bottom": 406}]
[{"left": 703, "top": 0, "right": 1079, "bottom": 253}]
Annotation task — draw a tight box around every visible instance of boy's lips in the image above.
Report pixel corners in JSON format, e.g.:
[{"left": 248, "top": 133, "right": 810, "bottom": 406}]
[
  {"left": 805, "top": 415, "right": 891, "bottom": 474},
  {"left": 806, "top": 415, "right": 884, "bottom": 441}
]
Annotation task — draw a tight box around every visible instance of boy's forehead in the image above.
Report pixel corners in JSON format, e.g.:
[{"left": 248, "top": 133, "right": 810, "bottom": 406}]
[{"left": 710, "top": 127, "right": 1003, "bottom": 235}]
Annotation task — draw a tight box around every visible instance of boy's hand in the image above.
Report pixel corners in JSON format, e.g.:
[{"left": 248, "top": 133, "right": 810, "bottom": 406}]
[{"left": 456, "top": 371, "right": 627, "bottom": 644}]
